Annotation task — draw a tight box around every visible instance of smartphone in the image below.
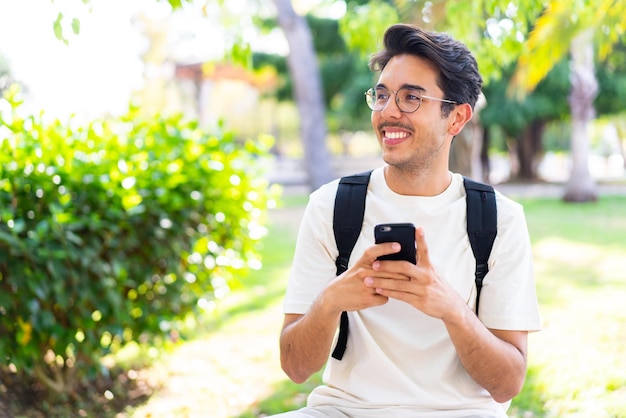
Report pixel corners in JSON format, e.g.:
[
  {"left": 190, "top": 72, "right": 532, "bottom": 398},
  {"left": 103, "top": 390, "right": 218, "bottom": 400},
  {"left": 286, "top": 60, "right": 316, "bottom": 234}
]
[{"left": 374, "top": 223, "right": 416, "bottom": 264}]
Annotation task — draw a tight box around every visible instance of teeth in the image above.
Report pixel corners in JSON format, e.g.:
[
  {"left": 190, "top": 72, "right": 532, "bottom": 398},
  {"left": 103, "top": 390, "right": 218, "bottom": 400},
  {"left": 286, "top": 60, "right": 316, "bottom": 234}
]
[{"left": 386, "top": 131, "right": 409, "bottom": 139}]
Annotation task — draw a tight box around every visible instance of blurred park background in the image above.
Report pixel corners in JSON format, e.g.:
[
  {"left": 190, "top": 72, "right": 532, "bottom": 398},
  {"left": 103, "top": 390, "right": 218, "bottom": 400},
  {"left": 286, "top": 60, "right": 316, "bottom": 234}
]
[{"left": 1, "top": 0, "right": 625, "bottom": 417}]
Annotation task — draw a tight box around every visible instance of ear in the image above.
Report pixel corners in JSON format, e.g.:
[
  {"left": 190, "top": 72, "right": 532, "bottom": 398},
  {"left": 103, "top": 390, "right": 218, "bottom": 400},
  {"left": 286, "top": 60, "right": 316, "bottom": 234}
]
[{"left": 448, "top": 103, "right": 473, "bottom": 136}]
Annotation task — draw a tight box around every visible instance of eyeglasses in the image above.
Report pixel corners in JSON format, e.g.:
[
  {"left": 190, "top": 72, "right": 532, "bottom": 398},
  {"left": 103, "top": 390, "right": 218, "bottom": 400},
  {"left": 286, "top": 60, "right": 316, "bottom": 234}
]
[{"left": 365, "top": 87, "right": 458, "bottom": 113}]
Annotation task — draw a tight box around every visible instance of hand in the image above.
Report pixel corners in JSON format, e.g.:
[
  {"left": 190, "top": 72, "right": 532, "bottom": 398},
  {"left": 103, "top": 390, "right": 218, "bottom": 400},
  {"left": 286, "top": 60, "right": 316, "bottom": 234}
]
[
  {"left": 363, "top": 227, "right": 466, "bottom": 321},
  {"left": 322, "top": 241, "right": 406, "bottom": 314}
]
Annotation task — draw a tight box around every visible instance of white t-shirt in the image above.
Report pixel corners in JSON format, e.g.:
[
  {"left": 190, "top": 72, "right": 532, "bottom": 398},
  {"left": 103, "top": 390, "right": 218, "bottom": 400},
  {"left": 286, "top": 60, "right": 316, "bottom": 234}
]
[{"left": 283, "top": 167, "right": 541, "bottom": 418}]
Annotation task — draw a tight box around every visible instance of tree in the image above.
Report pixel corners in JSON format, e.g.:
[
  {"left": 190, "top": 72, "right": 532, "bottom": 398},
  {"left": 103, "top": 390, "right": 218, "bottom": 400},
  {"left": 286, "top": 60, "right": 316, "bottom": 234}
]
[
  {"left": 272, "top": 0, "right": 333, "bottom": 189},
  {"left": 481, "top": 60, "right": 570, "bottom": 181},
  {"left": 511, "top": 0, "right": 626, "bottom": 201},
  {"left": 51, "top": 0, "right": 334, "bottom": 191},
  {"left": 308, "top": 16, "right": 372, "bottom": 132},
  {"left": 254, "top": 16, "right": 374, "bottom": 139}
]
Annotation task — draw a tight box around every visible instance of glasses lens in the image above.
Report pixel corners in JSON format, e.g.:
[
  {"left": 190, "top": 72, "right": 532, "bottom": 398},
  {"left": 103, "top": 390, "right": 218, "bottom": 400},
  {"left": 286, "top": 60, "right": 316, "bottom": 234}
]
[
  {"left": 365, "top": 88, "right": 378, "bottom": 110},
  {"left": 366, "top": 88, "right": 393, "bottom": 111},
  {"left": 365, "top": 87, "right": 422, "bottom": 112},
  {"left": 397, "top": 87, "right": 422, "bottom": 112}
]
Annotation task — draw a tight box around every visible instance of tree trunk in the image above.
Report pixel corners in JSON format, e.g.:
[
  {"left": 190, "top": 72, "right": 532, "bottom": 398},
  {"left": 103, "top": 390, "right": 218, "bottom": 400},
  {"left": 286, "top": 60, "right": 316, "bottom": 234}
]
[
  {"left": 449, "top": 129, "right": 473, "bottom": 177},
  {"left": 480, "top": 128, "right": 491, "bottom": 183},
  {"left": 273, "top": 0, "right": 333, "bottom": 191},
  {"left": 563, "top": 30, "right": 598, "bottom": 202},
  {"left": 516, "top": 121, "right": 544, "bottom": 181},
  {"left": 450, "top": 94, "right": 487, "bottom": 181}
]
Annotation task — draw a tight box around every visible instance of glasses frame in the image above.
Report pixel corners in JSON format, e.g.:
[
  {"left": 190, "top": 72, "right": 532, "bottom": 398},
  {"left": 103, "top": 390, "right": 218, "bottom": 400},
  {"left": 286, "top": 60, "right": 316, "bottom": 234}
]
[{"left": 364, "top": 87, "right": 458, "bottom": 113}]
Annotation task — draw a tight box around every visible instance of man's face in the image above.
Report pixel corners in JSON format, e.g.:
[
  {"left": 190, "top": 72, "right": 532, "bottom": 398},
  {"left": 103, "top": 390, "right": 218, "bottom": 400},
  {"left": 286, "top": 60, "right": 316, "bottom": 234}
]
[{"left": 371, "top": 54, "right": 455, "bottom": 172}]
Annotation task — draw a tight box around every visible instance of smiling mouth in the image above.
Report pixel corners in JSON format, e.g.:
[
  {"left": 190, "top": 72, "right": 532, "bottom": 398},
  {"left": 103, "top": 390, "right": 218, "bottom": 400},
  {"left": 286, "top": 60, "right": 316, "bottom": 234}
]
[{"left": 384, "top": 131, "right": 410, "bottom": 140}]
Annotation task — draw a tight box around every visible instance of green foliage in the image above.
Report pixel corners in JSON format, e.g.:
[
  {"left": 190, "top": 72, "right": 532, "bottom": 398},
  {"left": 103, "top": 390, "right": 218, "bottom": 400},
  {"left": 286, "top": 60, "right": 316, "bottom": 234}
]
[
  {"left": 225, "top": 39, "right": 253, "bottom": 69},
  {"left": 309, "top": 16, "right": 347, "bottom": 54},
  {"left": 339, "top": 0, "right": 400, "bottom": 56},
  {"left": 482, "top": 48, "right": 626, "bottom": 148},
  {"left": 253, "top": 14, "right": 374, "bottom": 132},
  {"left": 52, "top": 12, "right": 82, "bottom": 45},
  {"left": 253, "top": 52, "right": 290, "bottom": 101},
  {"left": 595, "top": 41, "right": 626, "bottom": 116},
  {"left": 236, "top": 371, "right": 324, "bottom": 418},
  {"left": 510, "top": 195, "right": 626, "bottom": 416},
  {"left": 512, "top": 0, "right": 626, "bottom": 93},
  {"left": 481, "top": 60, "right": 571, "bottom": 136},
  {"left": 338, "top": 0, "right": 545, "bottom": 85},
  {"left": 541, "top": 121, "right": 571, "bottom": 152},
  {"left": 309, "top": 15, "right": 373, "bottom": 131},
  {"left": 0, "top": 85, "right": 276, "bottom": 396}
]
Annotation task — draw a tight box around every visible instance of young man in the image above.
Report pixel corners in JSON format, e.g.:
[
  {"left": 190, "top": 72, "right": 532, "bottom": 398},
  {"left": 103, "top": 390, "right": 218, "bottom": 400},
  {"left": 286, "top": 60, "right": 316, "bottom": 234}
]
[{"left": 273, "top": 24, "right": 541, "bottom": 418}]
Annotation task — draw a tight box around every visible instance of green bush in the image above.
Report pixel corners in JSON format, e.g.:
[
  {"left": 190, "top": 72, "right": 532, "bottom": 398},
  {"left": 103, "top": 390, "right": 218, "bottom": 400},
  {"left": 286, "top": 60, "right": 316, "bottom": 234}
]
[{"left": 0, "top": 86, "right": 276, "bottom": 395}]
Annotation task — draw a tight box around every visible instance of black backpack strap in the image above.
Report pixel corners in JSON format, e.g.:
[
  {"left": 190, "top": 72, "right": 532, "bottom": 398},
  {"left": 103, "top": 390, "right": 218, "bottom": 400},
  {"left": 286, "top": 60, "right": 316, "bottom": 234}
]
[
  {"left": 463, "top": 177, "right": 497, "bottom": 316},
  {"left": 331, "top": 170, "right": 372, "bottom": 360}
]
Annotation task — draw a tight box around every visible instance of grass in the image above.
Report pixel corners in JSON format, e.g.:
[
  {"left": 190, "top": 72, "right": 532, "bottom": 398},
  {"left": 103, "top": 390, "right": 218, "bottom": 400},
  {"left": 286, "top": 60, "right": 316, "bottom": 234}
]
[
  {"left": 232, "top": 194, "right": 626, "bottom": 418},
  {"left": 508, "top": 196, "right": 626, "bottom": 417}
]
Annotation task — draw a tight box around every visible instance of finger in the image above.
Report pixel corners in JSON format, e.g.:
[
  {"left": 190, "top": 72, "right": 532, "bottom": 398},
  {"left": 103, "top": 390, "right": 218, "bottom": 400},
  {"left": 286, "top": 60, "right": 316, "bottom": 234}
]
[
  {"left": 415, "top": 227, "right": 431, "bottom": 267},
  {"left": 364, "top": 275, "right": 411, "bottom": 290},
  {"left": 366, "top": 278, "right": 418, "bottom": 304},
  {"left": 362, "top": 242, "right": 401, "bottom": 263},
  {"left": 372, "top": 287, "right": 416, "bottom": 304},
  {"left": 371, "top": 260, "right": 412, "bottom": 280}
]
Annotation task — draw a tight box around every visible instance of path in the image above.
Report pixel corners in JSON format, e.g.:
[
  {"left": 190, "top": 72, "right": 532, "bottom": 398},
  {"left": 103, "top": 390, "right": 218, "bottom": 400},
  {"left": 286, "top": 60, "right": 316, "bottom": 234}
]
[{"left": 127, "top": 302, "right": 287, "bottom": 418}]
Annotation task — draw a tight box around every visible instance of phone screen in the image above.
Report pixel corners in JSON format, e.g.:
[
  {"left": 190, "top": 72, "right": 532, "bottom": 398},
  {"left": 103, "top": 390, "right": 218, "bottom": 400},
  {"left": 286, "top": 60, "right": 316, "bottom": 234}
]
[{"left": 374, "top": 223, "right": 416, "bottom": 264}]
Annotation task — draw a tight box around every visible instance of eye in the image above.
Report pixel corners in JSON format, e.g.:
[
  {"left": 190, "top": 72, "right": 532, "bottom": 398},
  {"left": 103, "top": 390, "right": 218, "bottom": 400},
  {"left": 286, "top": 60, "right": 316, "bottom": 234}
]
[
  {"left": 375, "top": 90, "right": 389, "bottom": 101},
  {"left": 401, "top": 89, "right": 422, "bottom": 103}
]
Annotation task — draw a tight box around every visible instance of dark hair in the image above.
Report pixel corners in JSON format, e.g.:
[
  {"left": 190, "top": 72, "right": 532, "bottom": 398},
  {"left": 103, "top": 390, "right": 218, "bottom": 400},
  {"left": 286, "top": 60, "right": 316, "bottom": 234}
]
[{"left": 369, "top": 24, "right": 483, "bottom": 114}]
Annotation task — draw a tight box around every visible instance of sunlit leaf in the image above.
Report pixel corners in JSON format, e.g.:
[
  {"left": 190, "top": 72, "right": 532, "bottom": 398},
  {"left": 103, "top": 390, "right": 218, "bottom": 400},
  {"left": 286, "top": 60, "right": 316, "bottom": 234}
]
[
  {"left": 53, "top": 13, "right": 68, "bottom": 45},
  {"left": 121, "top": 193, "right": 142, "bottom": 210},
  {"left": 339, "top": 1, "right": 399, "bottom": 57},
  {"left": 510, "top": 0, "right": 626, "bottom": 96},
  {"left": 17, "top": 317, "right": 32, "bottom": 346},
  {"left": 71, "top": 18, "right": 80, "bottom": 36},
  {"left": 168, "top": 0, "right": 183, "bottom": 9}
]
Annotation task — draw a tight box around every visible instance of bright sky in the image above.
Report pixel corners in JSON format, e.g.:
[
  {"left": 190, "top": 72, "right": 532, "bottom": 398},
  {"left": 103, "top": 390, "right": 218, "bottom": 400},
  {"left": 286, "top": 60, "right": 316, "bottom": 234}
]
[
  {"left": 0, "top": 0, "right": 336, "bottom": 121},
  {"left": 0, "top": 0, "right": 170, "bottom": 120}
]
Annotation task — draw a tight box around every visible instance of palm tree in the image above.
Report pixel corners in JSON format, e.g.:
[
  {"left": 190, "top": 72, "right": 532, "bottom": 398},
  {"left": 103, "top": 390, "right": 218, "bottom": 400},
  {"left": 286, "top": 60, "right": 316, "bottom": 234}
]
[{"left": 511, "top": 0, "right": 626, "bottom": 202}]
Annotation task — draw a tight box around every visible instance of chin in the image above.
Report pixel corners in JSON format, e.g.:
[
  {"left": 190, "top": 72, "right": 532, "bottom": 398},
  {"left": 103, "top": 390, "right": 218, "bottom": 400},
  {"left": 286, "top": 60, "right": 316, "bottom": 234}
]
[{"left": 381, "top": 154, "right": 405, "bottom": 168}]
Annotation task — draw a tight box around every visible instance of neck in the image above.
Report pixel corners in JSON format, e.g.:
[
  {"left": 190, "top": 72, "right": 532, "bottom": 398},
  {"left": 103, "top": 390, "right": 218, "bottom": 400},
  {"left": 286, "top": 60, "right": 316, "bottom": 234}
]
[{"left": 383, "top": 165, "right": 452, "bottom": 196}]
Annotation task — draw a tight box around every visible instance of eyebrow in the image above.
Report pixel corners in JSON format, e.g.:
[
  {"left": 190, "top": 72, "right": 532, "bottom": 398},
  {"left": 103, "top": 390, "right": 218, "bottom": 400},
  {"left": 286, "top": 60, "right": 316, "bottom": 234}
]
[{"left": 375, "top": 83, "right": 427, "bottom": 92}]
